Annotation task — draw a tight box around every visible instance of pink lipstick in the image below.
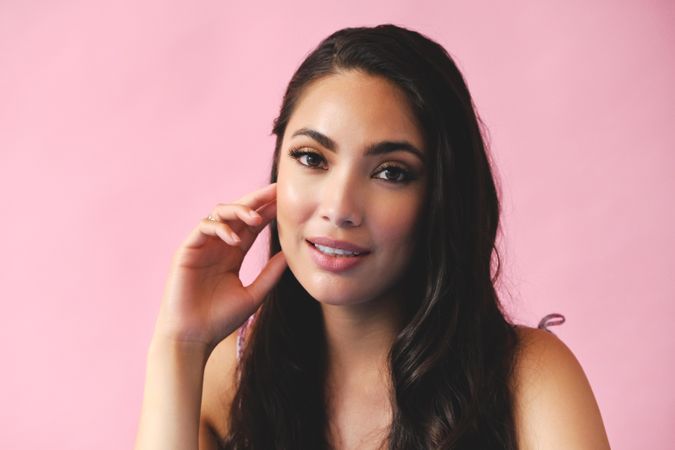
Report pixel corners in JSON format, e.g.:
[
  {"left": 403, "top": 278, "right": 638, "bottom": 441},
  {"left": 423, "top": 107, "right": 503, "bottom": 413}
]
[{"left": 306, "top": 239, "right": 370, "bottom": 272}]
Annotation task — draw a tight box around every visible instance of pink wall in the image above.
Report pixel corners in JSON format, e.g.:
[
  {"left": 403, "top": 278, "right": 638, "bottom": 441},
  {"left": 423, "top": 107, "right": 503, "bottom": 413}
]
[{"left": 1, "top": 1, "right": 673, "bottom": 448}]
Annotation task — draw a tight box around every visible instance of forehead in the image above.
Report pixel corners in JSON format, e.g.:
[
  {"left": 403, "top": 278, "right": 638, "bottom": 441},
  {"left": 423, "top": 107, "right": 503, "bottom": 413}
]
[{"left": 284, "top": 71, "right": 425, "bottom": 151}]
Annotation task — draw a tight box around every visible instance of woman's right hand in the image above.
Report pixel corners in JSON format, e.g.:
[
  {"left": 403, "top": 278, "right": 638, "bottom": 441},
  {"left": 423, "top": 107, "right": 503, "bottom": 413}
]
[{"left": 153, "top": 182, "right": 287, "bottom": 352}]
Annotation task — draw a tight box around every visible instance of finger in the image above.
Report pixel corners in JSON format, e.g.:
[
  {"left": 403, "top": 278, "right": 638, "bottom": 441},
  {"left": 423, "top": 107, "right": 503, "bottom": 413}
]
[
  {"left": 244, "top": 251, "right": 287, "bottom": 306},
  {"left": 236, "top": 200, "right": 278, "bottom": 253},
  {"left": 253, "top": 198, "right": 277, "bottom": 222},
  {"left": 198, "top": 218, "right": 243, "bottom": 246},
  {"left": 186, "top": 183, "right": 277, "bottom": 250},
  {"left": 209, "top": 203, "right": 264, "bottom": 234},
  {"left": 235, "top": 182, "right": 278, "bottom": 210},
  {"left": 180, "top": 218, "right": 242, "bottom": 249},
  {"left": 180, "top": 223, "right": 210, "bottom": 249},
  {"left": 208, "top": 183, "right": 276, "bottom": 232}
]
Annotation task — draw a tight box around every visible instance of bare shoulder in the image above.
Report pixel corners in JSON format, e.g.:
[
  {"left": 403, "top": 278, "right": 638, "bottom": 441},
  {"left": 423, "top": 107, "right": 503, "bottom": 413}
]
[
  {"left": 511, "top": 325, "right": 611, "bottom": 450},
  {"left": 199, "top": 330, "right": 239, "bottom": 449}
]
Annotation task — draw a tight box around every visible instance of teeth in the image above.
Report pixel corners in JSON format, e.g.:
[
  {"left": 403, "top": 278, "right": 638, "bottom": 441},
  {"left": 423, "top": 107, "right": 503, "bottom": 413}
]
[{"left": 314, "top": 243, "right": 360, "bottom": 257}]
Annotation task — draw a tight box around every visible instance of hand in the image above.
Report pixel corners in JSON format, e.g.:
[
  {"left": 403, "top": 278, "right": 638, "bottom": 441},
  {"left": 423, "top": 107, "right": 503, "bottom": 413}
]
[{"left": 153, "top": 183, "right": 286, "bottom": 351}]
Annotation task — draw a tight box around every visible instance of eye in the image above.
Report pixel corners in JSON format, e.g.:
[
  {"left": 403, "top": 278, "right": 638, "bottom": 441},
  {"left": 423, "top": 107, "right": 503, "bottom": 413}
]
[
  {"left": 288, "top": 147, "right": 416, "bottom": 185},
  {"left": 375, "top": 165, "right": 414, "bottom": 184},
  {"left": 288, "top": 148, "right": 326, "bottom": 169}
]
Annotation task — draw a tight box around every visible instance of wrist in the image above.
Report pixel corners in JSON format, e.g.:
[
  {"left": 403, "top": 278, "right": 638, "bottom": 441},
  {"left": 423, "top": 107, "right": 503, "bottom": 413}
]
[{"left": 148, "top": 332, "right": 213, "bottom": 365}]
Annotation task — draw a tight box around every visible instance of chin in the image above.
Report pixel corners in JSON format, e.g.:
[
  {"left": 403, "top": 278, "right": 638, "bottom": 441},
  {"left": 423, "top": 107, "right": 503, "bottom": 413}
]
[
  {"left": 308, "top": 291, "right": 367, "bottom": 306},
  {"left": 303, "top": 273, "right": 399, "bottom": 309},
  {"left": 299, "top": 276, "right": 364, "bottom": 305},
  {"left": 284, "top": 266, "right": 364, "bottom": 305}
]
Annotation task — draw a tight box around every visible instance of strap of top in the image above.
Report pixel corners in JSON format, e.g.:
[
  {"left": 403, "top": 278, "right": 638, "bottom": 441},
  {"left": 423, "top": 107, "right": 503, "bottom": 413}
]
[
  {"left": 537, "top": 313, "right": 566, "bottom": 333},
  {"left": 236, "top": 312, "right": 257, "bottom": 363}
]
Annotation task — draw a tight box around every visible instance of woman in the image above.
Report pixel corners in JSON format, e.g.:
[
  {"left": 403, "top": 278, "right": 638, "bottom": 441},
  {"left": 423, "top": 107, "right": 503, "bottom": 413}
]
[{"left": 135, "top": 24, "right": 610, "bottom": 449}]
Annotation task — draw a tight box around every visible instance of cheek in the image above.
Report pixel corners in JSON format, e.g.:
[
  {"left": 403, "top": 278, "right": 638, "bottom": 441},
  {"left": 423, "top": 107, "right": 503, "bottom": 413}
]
[
  {"left": 371, "top": 193, "right": 423, "bottom": 245},
  {"left": 276, "top": 161, "right": 313, "bottom": 237}
]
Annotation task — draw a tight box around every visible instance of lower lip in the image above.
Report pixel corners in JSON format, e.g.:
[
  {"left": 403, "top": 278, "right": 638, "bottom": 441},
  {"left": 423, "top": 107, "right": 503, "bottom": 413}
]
[{"left": 306, "top": 240, "right": 370, "bottom": 272}]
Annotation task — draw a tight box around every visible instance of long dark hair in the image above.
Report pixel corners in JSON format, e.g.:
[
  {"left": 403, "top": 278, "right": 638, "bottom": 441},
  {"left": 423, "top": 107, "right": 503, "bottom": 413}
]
[{"left": 223, "top": 24, "right": 519, "bottom": 449}]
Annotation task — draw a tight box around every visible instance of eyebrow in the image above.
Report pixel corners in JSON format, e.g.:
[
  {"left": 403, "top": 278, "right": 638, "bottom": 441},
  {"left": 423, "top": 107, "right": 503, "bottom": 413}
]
[{"left": 290, "top": 127, "right": 426, "bottom": 163}]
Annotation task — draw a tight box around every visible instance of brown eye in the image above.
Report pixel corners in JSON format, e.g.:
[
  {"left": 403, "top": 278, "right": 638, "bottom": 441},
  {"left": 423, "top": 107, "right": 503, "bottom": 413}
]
[
  {"left": 288, "top": 148, "right": 326, "bottom": 169},
  {"left": 300, "top": 153, "right": 322, "bottom": 167},
  {"left": 375, "top": 165, "right": 414, "bottom": 184}
]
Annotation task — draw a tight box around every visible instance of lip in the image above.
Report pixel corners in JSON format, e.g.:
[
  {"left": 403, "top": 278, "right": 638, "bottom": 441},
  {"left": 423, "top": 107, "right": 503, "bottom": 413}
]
[
  {"left": 306, "top": 239, "right": 370, "bottom": 273},
  {"left": 306, "top": 237, "right": 371, "bottom": 254}
]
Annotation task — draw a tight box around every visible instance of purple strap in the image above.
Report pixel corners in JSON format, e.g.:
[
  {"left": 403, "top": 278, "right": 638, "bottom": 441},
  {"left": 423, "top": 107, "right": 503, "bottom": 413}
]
[
  {"left": 537, "top": 313, "right": 566, "bottom": 333},
  {"left": 236, "top": 312, "right": 257, "bottom": 363}
]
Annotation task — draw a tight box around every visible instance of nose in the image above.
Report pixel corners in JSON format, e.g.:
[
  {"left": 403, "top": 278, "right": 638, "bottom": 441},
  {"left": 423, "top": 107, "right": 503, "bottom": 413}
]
[{"left": 318, "top": 169, "right": 363, "bottom": 228}]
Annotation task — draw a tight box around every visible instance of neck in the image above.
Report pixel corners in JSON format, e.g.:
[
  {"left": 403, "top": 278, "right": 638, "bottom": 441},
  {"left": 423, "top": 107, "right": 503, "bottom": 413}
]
[{"left": 321, "top": 292, "right": 404, "bottom": 387}]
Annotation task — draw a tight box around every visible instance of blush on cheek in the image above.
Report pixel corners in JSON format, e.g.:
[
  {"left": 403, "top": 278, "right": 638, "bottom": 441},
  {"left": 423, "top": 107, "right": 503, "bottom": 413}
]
[
  {"left": 280, "top": 178, "right": 316, "bottom": 221},
  {"left": 276, "top": 178, "right": 314, "bottom": 252},
  {"left": 373, "top": 201, "right": 420, "bottom": 242}
]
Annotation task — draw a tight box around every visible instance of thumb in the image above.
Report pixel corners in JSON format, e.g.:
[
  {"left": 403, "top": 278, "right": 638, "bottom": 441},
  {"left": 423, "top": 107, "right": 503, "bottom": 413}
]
[{"left": 244, "top": 251, "right": 288, "bottom": 306}]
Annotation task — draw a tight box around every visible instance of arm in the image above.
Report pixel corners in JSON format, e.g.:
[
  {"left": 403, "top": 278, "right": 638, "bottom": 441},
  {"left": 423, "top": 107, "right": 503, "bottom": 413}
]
[
  {"left": 133, "top": 183, "right": 286, "bottom": 449},
  {"left": 512, "top": 327, "right": 611, "bottom": 450},
  {"left": 136, "top": 326, "right": 240, "bottom": 450},
  {"left": 134, "top": 336, "right": 210, "bottom": 450}
]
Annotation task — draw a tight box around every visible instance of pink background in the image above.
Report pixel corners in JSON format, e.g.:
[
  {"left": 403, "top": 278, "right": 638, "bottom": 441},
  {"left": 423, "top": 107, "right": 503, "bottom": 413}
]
[{"left": 1, "top": 1, "right": 673, "bottom": 448}]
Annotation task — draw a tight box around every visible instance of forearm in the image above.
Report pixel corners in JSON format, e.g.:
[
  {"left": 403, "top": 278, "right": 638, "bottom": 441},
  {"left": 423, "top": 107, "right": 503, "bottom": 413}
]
[{"left": 134, "top": 336, "right": 210, "bottom": 450}]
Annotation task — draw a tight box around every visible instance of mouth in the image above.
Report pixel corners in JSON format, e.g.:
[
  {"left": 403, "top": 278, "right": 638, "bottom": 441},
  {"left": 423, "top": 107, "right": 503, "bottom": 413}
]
[
  {"left": 305, "top": 239, "right": 370, "bottom": 272},
  {"left": 305, "top": 239, "right": 371, "bottom": 257},
  {"left": 305, "top": 236, "right": 372, "bottom": 254}
]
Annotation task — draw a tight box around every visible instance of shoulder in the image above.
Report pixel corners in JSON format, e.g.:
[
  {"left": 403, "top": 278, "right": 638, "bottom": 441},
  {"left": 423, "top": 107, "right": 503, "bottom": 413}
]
[
  {"left": 511, "top": 325, "right": 611, "bottom": 450},
  {"left": 199, "top": 329, "right": 240, "bottom": 448}
]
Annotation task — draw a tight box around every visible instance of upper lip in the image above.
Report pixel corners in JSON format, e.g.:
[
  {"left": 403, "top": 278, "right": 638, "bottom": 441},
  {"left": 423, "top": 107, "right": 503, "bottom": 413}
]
[{"left": 306, "top": 237, "right": 371, "bottom": 253}]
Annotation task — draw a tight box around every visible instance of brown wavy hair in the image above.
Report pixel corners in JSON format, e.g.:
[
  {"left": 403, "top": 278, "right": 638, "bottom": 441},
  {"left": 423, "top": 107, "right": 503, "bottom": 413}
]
[{"left": 222, "top": 24, "right": 519, "bottom": 449}]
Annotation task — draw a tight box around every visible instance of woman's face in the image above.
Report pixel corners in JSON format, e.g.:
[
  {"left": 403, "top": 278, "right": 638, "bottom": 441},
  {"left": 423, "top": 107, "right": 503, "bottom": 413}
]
[{"left": 276, "top": 70, "right": 428, "bottom": 307}]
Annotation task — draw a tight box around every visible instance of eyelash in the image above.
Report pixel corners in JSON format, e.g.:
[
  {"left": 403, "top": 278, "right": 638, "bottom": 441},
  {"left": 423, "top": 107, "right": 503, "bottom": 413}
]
[{"left": 287, "top": 148, "right": 417, "bottom": 185}]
